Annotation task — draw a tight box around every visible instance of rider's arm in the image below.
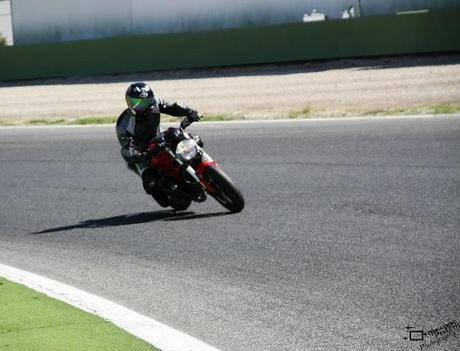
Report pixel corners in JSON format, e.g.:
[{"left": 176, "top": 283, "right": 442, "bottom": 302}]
[
  {"left": 116, "top": 111, "right": 146, "bottom": 163},
  {"left": 158, "top": 97, "right": 193, "bottom": 117},
  {"left": 157, "top": 97, "right": 199, "bottom": 121}
]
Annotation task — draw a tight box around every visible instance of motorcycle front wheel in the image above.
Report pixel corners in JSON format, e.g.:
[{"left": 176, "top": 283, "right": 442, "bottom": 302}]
[{"left": 204, "top": 165, "right": 245, "bottom": 213}]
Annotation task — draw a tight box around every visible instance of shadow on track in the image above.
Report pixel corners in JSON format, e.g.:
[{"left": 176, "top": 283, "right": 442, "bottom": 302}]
[{"left": 31, "top": 210, "right": 230, "bottom": 234}]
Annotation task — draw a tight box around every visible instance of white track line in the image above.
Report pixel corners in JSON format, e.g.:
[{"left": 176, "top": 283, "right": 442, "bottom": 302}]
[
  {"left": 1, "top": 113, "right": 459, "bottom": 130},
  {"left": 0, "top": 263, "right": 220, "bottom": 351}
]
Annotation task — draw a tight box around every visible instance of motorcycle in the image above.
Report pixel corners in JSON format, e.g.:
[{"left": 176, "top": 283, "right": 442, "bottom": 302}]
[{"left": 145, "top": 117, "right": 245, "bottom": 213}]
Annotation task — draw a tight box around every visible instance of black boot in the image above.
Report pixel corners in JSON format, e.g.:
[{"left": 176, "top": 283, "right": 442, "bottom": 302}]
[
  {"left": 151, "top": 189, "right": 171, "bottom": 208},
  {"left": 142, "top": 169, "right": 157, "bottom": 194}
]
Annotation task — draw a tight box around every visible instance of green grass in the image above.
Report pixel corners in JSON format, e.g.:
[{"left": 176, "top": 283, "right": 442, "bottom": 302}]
[
  {"left": 0, "top": 119, "right": 14, "bottom": 126},
  {"left": 72, "top": 116, "right": 117, "bottom": 125},
  {"left": 286, "top": 103, "right": 460, "bottom": 119},
  {"left": 0, "top": 276, "right": 157, "bottom": 351},
  {"left": 288, "top": 106, "right": 313, "bottom": 118},
  {"left": 23, "top": 116, "right": 117, "bottom": 126},
  {"left": 1, "top": 103, "right": 459, "bottom": 128},
  {"left": 431, "top": 103, "right": 460, "bottom": 114},
  {"left": 28, "top": 118, "right": 67, "bottom": 125},
  {"left": 361, "top": 103, "right": 460, "bottom": 117},
  {"left": 25, "top": 114, "right": 242, "bottom": 125},
  {"left": 201, "top": 113, "right": 241, "bottom": 121}
]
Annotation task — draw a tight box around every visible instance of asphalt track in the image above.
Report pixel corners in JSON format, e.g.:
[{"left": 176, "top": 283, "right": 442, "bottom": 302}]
[{"left": 0, "top": 116, "right": 459, "bottom": 351}]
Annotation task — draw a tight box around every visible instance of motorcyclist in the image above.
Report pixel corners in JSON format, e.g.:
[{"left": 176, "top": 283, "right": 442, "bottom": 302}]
[{"left": 116, "top": 82, "right": 200, "bottom": 207}]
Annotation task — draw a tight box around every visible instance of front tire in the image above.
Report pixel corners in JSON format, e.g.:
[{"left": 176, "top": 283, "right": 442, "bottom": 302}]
[{"left": 204, "top": 165, "right": 245, "bottom": 213}]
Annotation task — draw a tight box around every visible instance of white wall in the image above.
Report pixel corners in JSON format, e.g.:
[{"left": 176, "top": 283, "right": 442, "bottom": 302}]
[
  {"left": 11, "top": 0, "right": 130, "bottom": 44},
  {"left": 11, "top": 0, "right": 460, "bottom": 45},
  {"left": 0, "top": 0, "right": 13, "bottom": 45}
]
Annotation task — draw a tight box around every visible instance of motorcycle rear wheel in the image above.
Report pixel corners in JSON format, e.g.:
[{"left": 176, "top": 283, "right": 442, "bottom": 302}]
[{"left": 204, "top": 165, "right": 245, "bottom": 213}]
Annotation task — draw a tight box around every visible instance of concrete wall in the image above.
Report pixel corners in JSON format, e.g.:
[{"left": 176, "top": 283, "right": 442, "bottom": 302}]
[
  {"left": 2, "top": 9, "right": 459, "bottom": 81},
  {"left": 11, "top": 0, "right": 130, "bottom": 44},
  {"left": 365, "top": 0, "right": 460, "bottom": 16},
  {"left": 10, "top": 0, "right": 460, "bottom": 45},
  {"left": 0, "top": 0, "right": 12, "bottom": 45}
]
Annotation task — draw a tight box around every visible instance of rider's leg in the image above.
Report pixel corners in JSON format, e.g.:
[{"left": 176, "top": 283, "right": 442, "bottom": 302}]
[
  {"left": 140, "top": 167, "right": 171, "bottom": 207},
  {"left": 126, "top": 161, "right": 169, "bottom": 206}
]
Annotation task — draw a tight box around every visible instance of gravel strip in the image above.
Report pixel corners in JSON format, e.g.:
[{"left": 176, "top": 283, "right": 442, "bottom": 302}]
[{"left": 1, "top": 54, "right": 459, "bottom": 121}]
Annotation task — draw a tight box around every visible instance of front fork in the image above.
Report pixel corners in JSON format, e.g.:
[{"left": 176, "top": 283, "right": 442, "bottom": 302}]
[{"left": 164, "top": 145, "right": 218, "bottom": 193}]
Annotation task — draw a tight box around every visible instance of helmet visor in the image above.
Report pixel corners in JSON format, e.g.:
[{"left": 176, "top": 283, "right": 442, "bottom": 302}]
[{"left": 127, "top": 96, "right": 153, "bottom": 113}]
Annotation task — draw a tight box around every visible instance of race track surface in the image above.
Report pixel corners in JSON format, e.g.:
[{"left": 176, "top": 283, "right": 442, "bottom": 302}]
[{"left": 0, "top": 116, "right": 459, "bottom": 350}]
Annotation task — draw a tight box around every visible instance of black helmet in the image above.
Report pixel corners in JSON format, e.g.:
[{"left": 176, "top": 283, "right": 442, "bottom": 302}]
[{"left": 126, "top": 82, "right": 155, "bottom": 117}]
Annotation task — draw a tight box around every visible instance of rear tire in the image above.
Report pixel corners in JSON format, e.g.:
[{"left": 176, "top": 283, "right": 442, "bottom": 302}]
[{"left": 204, "top": 165, "right": 245, "bottom": 213}]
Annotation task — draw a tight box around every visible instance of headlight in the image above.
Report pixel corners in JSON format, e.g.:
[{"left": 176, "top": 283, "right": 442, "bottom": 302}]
[{"left": 175, "top": 139, "right": 198, "bottom": 161}]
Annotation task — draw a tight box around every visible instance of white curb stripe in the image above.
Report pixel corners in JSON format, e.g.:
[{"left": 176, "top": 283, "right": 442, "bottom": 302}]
[
  {"left": 0, "top": 263, "right": 220, "bottom": 351},
  {"left": 1, "top": 113, "right": 459, "bottom": 130}
]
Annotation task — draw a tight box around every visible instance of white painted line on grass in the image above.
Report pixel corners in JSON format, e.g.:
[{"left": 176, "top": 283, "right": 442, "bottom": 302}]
[{"left": 0, "top": 263, "right": 220, "bottom": 351}]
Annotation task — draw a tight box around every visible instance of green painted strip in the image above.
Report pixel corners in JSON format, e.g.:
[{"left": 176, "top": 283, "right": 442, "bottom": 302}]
[
  {"left": 0, "top": 9, "right": 459, "bottom": 81},
  {"left": 0, "top": 276, "right": 156, "bottom": 351}
]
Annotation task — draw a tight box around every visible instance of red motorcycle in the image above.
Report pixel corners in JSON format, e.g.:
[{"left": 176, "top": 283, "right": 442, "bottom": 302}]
[{"left": 146, "top": 118, "right": 245, "bottom": 213}]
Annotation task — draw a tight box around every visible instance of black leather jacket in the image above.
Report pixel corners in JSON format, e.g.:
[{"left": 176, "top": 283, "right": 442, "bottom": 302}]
[{"left": 116, "top": 95, "right": 194, "bottom": 163}]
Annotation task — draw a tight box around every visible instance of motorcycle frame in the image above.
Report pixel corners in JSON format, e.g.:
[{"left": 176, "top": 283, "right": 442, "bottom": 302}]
[{"left": 147, "top": 131, "right": 219, "bottom": 194}]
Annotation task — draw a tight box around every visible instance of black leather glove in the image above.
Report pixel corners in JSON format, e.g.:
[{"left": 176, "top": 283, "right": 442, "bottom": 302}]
[
  {"left": 186, "top": 109, "right": 200, "bottom": 122},
  {"left": 121, "top": 146, "right": 148, "bottom": 163}
]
